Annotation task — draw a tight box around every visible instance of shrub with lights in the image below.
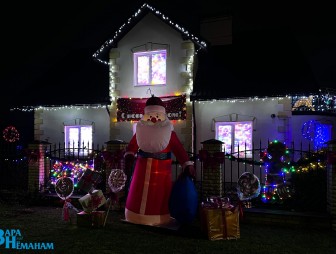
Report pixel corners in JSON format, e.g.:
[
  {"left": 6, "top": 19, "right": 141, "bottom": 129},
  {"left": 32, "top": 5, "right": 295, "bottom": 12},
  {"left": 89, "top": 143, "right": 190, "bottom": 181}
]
[{"left": 50, "top": 160, "right": 95, "bottom": 189}]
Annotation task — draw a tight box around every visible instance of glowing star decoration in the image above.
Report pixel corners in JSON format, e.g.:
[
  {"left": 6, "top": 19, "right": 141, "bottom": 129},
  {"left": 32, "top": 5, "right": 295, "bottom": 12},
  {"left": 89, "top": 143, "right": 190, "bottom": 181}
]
[{"left": 260, "top": 140, "right": 294, "bottom": 203}]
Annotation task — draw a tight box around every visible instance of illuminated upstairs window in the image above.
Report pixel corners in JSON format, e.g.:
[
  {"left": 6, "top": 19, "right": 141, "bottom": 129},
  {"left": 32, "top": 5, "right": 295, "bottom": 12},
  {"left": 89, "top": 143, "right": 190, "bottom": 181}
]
[{"left": 134, "top": 50, "right": 166, "bottom": 86}]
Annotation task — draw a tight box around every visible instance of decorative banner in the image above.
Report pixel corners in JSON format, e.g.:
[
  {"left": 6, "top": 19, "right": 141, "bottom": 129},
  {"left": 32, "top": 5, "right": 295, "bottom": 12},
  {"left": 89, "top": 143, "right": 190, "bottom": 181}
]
[{"left": 117, "top": 94, "right": 186, "bottom": 121}]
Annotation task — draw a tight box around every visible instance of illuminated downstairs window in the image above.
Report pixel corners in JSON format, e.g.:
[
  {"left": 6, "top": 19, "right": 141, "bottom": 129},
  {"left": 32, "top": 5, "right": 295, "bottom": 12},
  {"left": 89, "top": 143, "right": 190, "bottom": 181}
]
[
  {"left": 64, "top": 125, "right": 93, "bottom": 155},
  {"left": 215, "top": 121, "right": 253, "bottom": 158}
]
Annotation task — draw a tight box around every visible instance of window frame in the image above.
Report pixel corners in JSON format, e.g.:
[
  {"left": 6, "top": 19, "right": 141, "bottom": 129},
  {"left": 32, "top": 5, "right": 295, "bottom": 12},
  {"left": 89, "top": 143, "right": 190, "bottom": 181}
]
[
  {"left": 215, "top": 121, "right": 253, "bottom": 158},
  {"left": 133, "top": 49, "right": 167, "bottom": 87},
  {"left": 64, "top": 125, "right": 93, "bottom": 156}
]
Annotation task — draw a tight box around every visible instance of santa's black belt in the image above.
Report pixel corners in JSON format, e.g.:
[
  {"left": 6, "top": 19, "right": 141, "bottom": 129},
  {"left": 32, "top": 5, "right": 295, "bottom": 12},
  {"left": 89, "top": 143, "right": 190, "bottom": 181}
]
[{"left": 138, "top": 149, "right": 171, "bottom": 160}]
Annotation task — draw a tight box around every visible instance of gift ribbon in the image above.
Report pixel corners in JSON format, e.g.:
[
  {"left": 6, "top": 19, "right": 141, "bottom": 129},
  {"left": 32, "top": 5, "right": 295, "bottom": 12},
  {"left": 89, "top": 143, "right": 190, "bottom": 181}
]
[
  {"left": 220, "top": 209, "right": 228, "bottom": 238},
  {"left": 91, "top": 194, "right": 104, "bottom": 210},
  {"left": 237, "top": 200, "right": 244, "bottom": 220},
  {"left": 62, "top": 198, "right": 79, "bottom": 222},
  {"left": 62, "top": 199, "right": 71, "bottom": 221}
]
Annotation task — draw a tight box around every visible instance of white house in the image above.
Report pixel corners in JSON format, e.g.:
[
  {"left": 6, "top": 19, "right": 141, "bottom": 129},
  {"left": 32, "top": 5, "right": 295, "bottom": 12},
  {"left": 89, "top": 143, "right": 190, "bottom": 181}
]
[{"left": 10, "top": 2, "right": 336, "bottom": 186}]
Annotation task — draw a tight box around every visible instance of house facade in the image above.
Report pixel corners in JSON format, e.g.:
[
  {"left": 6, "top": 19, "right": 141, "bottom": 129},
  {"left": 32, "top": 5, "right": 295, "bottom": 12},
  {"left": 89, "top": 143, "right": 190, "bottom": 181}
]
[
  {"left": 32, "top": 5, "right": 203, "bottom": 156},
  {"left": 28, "top": 3, "right": 335, "bottom": 179}
]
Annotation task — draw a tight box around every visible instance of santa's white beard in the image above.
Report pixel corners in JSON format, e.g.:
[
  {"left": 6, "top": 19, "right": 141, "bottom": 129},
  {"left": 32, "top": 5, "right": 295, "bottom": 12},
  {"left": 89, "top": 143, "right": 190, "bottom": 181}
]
[{"left": 136, "top": 119, "right": 173, "bottom": 153}]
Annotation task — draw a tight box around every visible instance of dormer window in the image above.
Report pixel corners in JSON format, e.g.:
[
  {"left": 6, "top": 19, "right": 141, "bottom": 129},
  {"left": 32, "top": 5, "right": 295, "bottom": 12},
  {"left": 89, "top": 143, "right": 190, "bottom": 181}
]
[{"left": 134, "top": 49, "right": 167, "bottom": 86}]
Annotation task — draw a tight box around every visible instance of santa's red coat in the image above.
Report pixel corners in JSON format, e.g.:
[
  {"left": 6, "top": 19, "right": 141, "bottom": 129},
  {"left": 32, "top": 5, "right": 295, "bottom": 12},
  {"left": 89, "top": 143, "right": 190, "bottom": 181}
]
[{"left": 125, "top": 131, "right": 192, "bottom": 226}]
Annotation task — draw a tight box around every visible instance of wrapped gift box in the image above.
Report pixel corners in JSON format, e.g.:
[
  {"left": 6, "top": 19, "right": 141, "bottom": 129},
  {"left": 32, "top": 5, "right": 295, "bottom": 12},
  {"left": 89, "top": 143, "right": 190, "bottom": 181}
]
[
  {"left": 77, "top": 211, "right": 107, "bottom": 227},
  {"left": 77, "top": 169, "right": 103, "bottom": 193},
  {"left": 200, "top": 203, "right": 240, "bottom": 241},
  {"left": 76, "top": 211, "right": 93, "bottom": 227},
  {"left": 78, "top": 189, "right": 106, "bottom": 213},
  {"left": 91, "top": 211, "right": 106, "bottom": 227}
]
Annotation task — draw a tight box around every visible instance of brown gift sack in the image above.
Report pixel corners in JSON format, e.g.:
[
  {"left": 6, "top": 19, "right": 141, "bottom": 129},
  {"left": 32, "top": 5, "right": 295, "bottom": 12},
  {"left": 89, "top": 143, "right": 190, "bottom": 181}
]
[{"left": 201, "top": 207, "right": 240, "bottom": 240}]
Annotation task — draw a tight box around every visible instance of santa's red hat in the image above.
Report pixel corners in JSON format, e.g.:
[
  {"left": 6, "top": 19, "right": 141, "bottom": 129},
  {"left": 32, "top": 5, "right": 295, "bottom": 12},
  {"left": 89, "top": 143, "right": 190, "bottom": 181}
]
[{"left": 144, "top": 95, "right": 166, "bottom": 114}]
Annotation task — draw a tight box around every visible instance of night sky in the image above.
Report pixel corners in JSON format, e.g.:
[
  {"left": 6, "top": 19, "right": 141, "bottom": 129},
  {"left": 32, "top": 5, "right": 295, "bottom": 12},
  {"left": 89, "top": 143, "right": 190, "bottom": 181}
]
[
  {"left": 1, "top": 1, "right": 335, "bottom": 144},
  {"left": 1, "top": 0, "right": 229, "bottom": 107},
  {"left": 1, "top": 1, "right": 335, "bottom": 108}
]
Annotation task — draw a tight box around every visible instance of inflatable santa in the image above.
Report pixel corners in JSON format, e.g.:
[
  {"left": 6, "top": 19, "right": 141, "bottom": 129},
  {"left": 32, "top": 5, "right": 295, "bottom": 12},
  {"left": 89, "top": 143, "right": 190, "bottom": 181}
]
[{"left": 124, "top": 95, "right": 195, "bottom": 226}]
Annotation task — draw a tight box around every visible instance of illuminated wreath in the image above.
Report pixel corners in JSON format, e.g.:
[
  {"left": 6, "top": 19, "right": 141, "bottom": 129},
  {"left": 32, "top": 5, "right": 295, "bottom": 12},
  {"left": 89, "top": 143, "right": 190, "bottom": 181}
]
[{"left": 3, "top": 125, "right": 20, "bottom": 143}]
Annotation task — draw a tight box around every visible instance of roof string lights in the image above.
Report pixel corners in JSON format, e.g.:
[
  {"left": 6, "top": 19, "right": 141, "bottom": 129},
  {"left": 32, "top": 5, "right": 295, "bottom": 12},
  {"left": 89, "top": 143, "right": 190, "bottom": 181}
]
[{"left": 93, "top": 3, "right": 207, "bottom": 65}]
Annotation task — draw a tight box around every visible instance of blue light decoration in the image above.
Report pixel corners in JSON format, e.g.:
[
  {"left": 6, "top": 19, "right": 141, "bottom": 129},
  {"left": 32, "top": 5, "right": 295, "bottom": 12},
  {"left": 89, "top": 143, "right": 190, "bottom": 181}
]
[
  {"left": 301, "top": 120, "right": 331, "bottom": 151},
  {"left": 50, "top": 160, "right": 95, "bottom": 188},
  {"left": 260, "top": 140, "right": 295, "bottom": 203}
]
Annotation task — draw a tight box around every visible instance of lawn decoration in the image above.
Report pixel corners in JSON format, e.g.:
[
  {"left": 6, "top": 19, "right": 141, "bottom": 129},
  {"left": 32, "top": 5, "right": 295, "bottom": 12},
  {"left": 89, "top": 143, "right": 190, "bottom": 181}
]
[
  {"left": 123, "top": 95, "right": 195, "bottom": 226},
  {"left": 260, "top": 140, "right": 294, "bottom": 203},
  {"left": 237, "top": 172, "right": 261, "bottom": 201},
  {"left": 77, "top": 168, "right": 103, "bottom": 193},
  {"left": 302, "top": 119, "right": 331, "bottom": 151},
  {"left": 3, "top": 125, "right": 20, "bottom": 143},
  {"left": 55, "top": 177, "right": 78, "bottom": 221},
  {"left": 108, "top": 169, "right": 127, "bottom": 193},
  {"left": 169, "top": 174, "right": 198, "bottom": 224},
  {"left": 104, "top": 169, "right": 127, "bottom": 226}
]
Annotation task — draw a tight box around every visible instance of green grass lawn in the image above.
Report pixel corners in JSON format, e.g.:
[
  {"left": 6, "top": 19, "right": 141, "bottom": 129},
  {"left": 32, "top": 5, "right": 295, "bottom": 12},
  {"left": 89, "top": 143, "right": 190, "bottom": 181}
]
[{"left": 1, "top": 200, "right": 336, "bottom": 254}]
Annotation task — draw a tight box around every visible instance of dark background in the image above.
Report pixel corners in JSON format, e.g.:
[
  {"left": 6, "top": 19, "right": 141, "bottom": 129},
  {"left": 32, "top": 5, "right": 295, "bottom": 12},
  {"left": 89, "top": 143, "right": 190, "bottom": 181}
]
[{"left": 1, "top": 1, "right": 336, "bottom": 144}]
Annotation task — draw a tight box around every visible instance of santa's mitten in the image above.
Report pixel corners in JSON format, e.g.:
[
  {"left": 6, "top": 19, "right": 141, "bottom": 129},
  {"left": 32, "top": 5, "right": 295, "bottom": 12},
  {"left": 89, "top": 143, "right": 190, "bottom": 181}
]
[{"left": 183, "top": 165, "right": 196, "bottom": 180}]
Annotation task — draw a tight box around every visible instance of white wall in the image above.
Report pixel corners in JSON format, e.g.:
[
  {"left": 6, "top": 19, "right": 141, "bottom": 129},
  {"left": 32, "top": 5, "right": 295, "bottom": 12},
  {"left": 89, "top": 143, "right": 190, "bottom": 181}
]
[
  {"left": 109, "top": 12, "right": 192, "bottom": 147},
  {"left": 194, "top": 98, "right": 287, "bottom": 152},
  {"left": 117, "top": 13, "right": 186, "bottom": 99},
  {"left": 38, "top": 107, "right": 110, "bottom": 146},
  {"left": 194, "top": 98, "right": 336, "bottom": 152},
  {"left": 193, "top": 98, "right": 336, "bottom": 182}
]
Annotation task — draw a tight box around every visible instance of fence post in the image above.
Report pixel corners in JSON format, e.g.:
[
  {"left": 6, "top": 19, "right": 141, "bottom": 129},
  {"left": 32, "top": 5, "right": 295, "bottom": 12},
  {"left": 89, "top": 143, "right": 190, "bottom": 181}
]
[
  {"left": 27, "top": 140, "right": 51, "bottom": 194},
  {"left": 200, "top": 139, "right": 224, "bottom": 199},
  {"left": 327, "top": 139, "right": 336, "bottom": 231}
]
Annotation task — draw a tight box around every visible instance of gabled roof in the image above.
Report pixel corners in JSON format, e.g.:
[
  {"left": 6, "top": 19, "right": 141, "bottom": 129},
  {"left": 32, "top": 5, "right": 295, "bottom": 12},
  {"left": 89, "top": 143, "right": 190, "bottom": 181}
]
[
  {"left": 191, "top": 28, "right": 320, "bottom": 101},
  {"left": 92, "top": 2, "right": 208, "bottom": 65}
]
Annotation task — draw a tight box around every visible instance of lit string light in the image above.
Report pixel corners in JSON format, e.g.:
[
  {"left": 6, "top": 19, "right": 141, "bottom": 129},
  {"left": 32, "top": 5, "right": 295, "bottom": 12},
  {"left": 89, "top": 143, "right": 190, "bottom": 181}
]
[{"left": 93, "top": 3, "right": 207, "bottom": 65}]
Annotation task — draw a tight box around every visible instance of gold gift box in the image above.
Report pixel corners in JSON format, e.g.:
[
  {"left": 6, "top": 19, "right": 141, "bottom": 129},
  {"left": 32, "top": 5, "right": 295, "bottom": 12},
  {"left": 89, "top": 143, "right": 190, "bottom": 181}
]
[{"left": 201, "top": 207, "right": 240, "bottom": 241}]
